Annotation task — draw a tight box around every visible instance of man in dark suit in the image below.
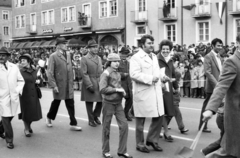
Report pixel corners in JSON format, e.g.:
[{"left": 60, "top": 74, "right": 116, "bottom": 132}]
[
  {"left": 202, "top": 35, "right": 240, "bottom": 158},
  {"left": 80, "top": 40, "right": 103, "bottom": 127},
  {"left": 198, "top": 38, "right": 223, "bottom": 133}
]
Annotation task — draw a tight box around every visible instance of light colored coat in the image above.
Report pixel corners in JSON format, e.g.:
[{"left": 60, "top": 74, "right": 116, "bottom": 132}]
[
  {"left": 47, "top": 50, "right": 74, "bottom": 100},
  {"left": 0, "top": 61, "right": 25, "bottom": 117},
  {"left": 130, "top": 49, "right": 165, "bottom": 118}
]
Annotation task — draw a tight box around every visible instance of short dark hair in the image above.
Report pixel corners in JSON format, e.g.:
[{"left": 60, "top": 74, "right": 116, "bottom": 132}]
[
  {"left": 236, "top": 34, "right": 240, "bottom": 42},
  {"left": 211, "top": 38, "right": 223, "bottom": 47},
  {"left": 140, "top": 35, "right": 154, "bottom": 47},
  {"left": 104, "top": 61, "right": 112, "bottom": 69},
  {"left": 159, "top": 39, "right": 173, "bottom": 51}
]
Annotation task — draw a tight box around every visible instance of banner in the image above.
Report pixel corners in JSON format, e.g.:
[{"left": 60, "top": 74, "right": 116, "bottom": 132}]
[{"left": 216, "top": 2, "right": 226, "bottom": 24}]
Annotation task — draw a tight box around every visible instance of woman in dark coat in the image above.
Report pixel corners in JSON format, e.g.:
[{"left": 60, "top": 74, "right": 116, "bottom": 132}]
[
  {"left": 157, "top": 39, "right": 179, "bottom": 142},
  {"left": 19, "top": 54, "right": 42, "bottom": 137}
]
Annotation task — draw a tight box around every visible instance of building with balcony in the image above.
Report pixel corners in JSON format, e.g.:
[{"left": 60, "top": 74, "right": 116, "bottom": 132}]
[
  {"left": 126, "top": 0, "right": 240, "bottom": 49},
  {"left": 0, "top": 0, "right": 12, "bottom": 48},
  {"left": 11, "top": 0, "right": 126, "bottom": 52}
]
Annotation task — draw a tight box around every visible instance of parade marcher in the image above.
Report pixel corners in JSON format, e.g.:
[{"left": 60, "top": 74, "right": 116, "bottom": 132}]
[
  {"left": 202, "top": 35, "right": 240, "bottom": 158},
  {"left": 118, "top": 47, "right": 133, "bottom": 121},
  {"left": 0, "top": 47, "right": 25, "bottom": 149},
  {"left": 130, "top": 35, "right": 165, "bottom": 153},
  {"left": 19, "top": 54, "right": 42, "bottom": 137},
  {"left": 80, "top": 39, "right": 103, "bottom": 127},
  {"left": 198, "top": 38, "right": 223, "bottom": 133},
  {"left": 46, "top": 37, "right": 82, "bottom": 131},
  {"left": 100, "top": 53, "right": 132, "bottom": 158}
]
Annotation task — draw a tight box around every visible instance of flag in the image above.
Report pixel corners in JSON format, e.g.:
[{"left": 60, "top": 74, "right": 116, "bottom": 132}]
[
  {"left": 216, "top": 2, "right": 226, "bottom": 24},
  {"left": 182, "top": 4, "right": 196, "bottom": 10}
]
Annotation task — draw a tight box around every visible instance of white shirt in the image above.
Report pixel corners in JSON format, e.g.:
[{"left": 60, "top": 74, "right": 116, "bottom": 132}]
[{"left": 212, "top": 51, "right": 222, "bottom": 72}]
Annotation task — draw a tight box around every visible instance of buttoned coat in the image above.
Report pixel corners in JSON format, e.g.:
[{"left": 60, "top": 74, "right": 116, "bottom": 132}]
[
  {"left": 47, "top": 50, "right": 74, "bottom": 100},
  {"left": 130, "top": 49, "right": 165, "bottom": 118},
  {"left": 157, "top": 53, "right": 178, "bottom": 116},
  {"left": 206, "top": 51, "right": 240, "bottom": 157},
  {"left": 204, "top": 51, "right": 223, "bottom": 93},
  {"left": 80, "top": 52, "right": 102, "bottom": 102},
  {"left": 0, "top": 62, "right": 25, "bottom": 117},
  {"left": 19, "top": 67, "right": 42, "bottom": 122}
]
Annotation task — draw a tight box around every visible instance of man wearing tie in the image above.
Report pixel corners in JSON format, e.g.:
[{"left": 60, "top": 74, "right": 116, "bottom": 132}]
[
  {"left": 46, "top": 37, "right": 82, "bottom": 131},
  {"left": 0, "top": 47, "right": 25, "bottom": 149},
  {"left": 198, "top": 38, "right": 223, "bottom": 133}
]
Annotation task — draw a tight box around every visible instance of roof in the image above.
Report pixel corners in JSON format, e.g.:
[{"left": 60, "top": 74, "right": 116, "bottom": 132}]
[{"left": 0, "top": 0, "right": 11, "bottom": 7}]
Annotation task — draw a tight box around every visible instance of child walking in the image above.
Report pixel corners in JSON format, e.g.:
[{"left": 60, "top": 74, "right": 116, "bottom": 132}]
[{"left": 99, "top": 53, "right": 133, "bottom": 158}]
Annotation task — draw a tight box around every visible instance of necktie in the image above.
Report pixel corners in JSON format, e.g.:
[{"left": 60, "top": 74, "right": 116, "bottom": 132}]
[
  {"left": 63, "top": 52, "right": 67, "bottom": 59},
  {"left": 3, "top": 63, "right": 7, "bottom": 70},
  {"left": 148, "top": 53, "right": 152, "bottom": 59}
]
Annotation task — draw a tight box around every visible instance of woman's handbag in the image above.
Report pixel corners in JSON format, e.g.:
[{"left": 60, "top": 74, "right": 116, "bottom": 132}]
[{"left": 36, "top": 85, "right": 42, "bottom": 99}]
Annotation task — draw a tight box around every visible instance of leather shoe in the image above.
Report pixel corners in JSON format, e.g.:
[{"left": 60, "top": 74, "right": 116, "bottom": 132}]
[
  {"left": 24, "top": 130, "right": 31, "bottom": 137},
  {"left": 94, "top": 117, "right": 101, "bottom": 125},
  {"left": 180, "top": 128, "right": 189, "bottom": 134},
  {"left": 102, "top": 153, "right": 113, "bottom": 158},
  {"left": 146, "top": 141, "right": 163, "bottom": 151},
  {"left": 126, "top": 115, "right": 132, "bottom": 121},
  {"left": 117, "top": 153, "right": 133, "bottom": 158},
  {"left": 7, "top": 142, "right": 14, "bottom": 149},
  {"left": 0, "top": 133, "right": 5, "bottom": 139},
  {"left": 89, "top": 121, "right": 97, "bottom": 127},
  {"left": 203, "top": 128, "right": 211, "bottom": 133},
  {"left": 164, "top": 134, "right": 174, "bottom": 142},
  {"left": 29, "top": 129, "right": 33, "bottom": 134},
  {"left": 136, "top": 146, "right": 150, "bottom": 153}
]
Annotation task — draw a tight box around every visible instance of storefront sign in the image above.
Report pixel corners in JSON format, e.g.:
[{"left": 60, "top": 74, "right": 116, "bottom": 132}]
[
  {"left": 43, "top": 29, "right": 53, "bottom": 33},
  {"left": 64, "top": 27, "right": 73, "bottom": 32}
]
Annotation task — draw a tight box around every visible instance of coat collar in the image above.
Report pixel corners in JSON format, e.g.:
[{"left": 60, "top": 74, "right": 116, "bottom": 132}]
[
  {"left": 157, "top": 52, "right": 172, "bottom": 67},
  {"left": 209, "top": 51, "right": 222, "bottom": 72},
  {"left": 56, "top": 50, "right": 67, "bottom": 62},
  {"left": 0, "top": 61, "right": 13, "bottom": 73},
  {"left": 138, "top": 48, "right": 153, "bottom": 65}
]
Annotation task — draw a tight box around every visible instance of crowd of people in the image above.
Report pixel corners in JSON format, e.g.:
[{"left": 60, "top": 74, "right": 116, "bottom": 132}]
[{"left": 0, "top": 34, "right": 239, "bottom": 158}]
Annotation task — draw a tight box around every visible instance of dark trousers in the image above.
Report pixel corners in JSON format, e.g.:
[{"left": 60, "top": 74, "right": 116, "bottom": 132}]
[
  {"left": 135, "top": 116, "right": 163, "bottom": 147},
  {"left": 199, "top": 93, "right": 212, "bottom": 130},
  {"left": 85, "top": 102, "right": 102, "bottom": 123},
  {"left": 47, "top": 99, "right": 77, "bottom": 126},
  {"left": 124, "top": 97, "right": 133, "bottom": 117},
  {"left": 0, "top": 117, "right": 14, "bottom": 143},
  {"left": 202, "top": 113, "right": 224, "bottom": 155},
  {"left": 167, "top": 105, "right": 185, "bottom": 130},
  {"left": 102, "top": 102, "right": 128, "bottom": 154},
  {"left": 183, "top": 87, "right": 190, "bottom": 97},
  {"left": 190, "top": 88, "right": 197, "bottom": 97}
]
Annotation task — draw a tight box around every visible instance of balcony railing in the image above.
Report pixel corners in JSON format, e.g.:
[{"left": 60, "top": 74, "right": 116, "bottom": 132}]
[
  {"left": 79, "top": 16, "right": 91, "bottom": 29},
  {"left": 159, "top": 7, "right": 178, "bottom": 21},
  {"left": 131, "top": 10, "right": 148, "bottom": 24},
  {"left": 26, "top": 24, "right": 37, "bottom": 34},
  {"left": 191, "top": 3, "right": 211, "bottom": 18},
  {"left": 228, "top": 0, "right": 240, "bottom": 15}
]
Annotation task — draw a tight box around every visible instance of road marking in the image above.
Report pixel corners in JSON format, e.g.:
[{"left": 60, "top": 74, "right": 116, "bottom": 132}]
[
  {"left": 180, "top": 107, "right": 201, "bottom": 111},
  {"left": 57, "top": 113, "right": 194, "bottom": 142},
  {"left": 42, "top": 89, "right": 201, "bottom": 112}
]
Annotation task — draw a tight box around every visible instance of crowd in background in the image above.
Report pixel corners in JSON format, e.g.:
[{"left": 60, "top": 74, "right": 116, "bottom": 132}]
[{"left": 6, "top": 41, "right": 237, "bottom": 98}]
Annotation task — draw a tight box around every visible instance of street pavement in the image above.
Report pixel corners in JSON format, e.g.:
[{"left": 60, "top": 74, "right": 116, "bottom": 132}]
[{"left": 0, "top": 88, "right": 220, "bottom": 158}]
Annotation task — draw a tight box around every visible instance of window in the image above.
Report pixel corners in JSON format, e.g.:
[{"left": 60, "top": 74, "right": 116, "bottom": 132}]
[
  {"left": 3, "top": 42, "right": 10, "bottom": 48},
  {"left": 83, "top": 4, "right": 91, "bottom": 17},
  {"left": 61, "top": 6, "right": 76, "bottom": 23},
  {"left": 138, "top": 0, "right": 146, "bottom": 11},
  {"left": 15, "top": 0, "right": 25, "bottom": 7},
  {"left": 15, "top": 15, "right": 25, "bottom": 28},
  {"left": 166, "top": 24, "right": 176, "bottom": 42},
  {"left": 137, "top": 26, "right": 147, "bottom": 35},
  {"left": 30, "top": 13, "right": 36, "bottom": 25},
  {"left": 3, "top": 26, "right": 9, "bottom": 35},
  {"left": 31, "top": 0, "right": 36, "bottom": 4},
  {"left": 236, "top": 19, "right": 240, "bottom": 35},
  {"left": 41, "top": 10, "right": 54, "bottom": 25},
  {"left": 99, "top": 0, "right": 118, "bottom": 18},
  {"left": 21, "top": 15, "right": 25, "bottom": 27},
  {"left": 109, "top": 0, "right": 117, "bottom": 16},
  {"left": 198, "top": 22, "right": 209, "bottom": 41},
  {"left": 2, "top": 11, "right": 9, "bottom": 20},
  {"left": 100, "top": 2, "right": 107, "bottom": 17}
]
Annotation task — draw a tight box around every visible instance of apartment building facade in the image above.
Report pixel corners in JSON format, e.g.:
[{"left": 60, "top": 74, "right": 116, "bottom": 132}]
[
  {"left": 0, "top": 0, "right": 12, "bottom": 48},
  {"left": 126, "top": 0, "right": 240, "bottom": 49},
  {"left": 11, "top": 0, "right": 125, "bottom": 51}
]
